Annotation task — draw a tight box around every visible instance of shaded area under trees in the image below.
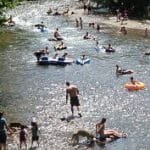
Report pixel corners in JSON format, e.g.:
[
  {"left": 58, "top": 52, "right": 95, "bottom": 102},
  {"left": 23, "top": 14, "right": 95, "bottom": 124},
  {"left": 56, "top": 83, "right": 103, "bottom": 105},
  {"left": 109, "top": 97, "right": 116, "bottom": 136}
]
[{"left": 91, "top": 0, "right": 150, "bottom": 18}]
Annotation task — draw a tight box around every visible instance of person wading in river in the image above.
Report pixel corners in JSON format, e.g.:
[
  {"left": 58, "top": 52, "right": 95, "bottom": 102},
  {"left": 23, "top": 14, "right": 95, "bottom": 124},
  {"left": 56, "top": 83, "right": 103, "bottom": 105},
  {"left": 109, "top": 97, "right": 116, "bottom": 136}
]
[
  {"left": 66, "top": 82, "right": 82, "bottom": 117},
  {"left": 0, "top": 112, "right": 12, "bottom": 150},
  {"left": 96, "top": 118, "right": 126, "bottom": 142}
]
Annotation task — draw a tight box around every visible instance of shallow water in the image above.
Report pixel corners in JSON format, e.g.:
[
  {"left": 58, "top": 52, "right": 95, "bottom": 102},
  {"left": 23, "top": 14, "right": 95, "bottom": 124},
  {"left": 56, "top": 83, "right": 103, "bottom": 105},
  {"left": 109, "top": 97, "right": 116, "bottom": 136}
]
[{"left": 0, "top": 0, "right": 150, "bottom": 150}]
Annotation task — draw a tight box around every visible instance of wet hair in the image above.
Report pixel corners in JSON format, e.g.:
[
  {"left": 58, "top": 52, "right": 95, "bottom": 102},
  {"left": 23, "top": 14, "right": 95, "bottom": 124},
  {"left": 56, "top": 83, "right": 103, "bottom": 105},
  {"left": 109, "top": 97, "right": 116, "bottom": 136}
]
[
  {"left": 101, "top": 118, "right": 106, "bottom": 123},
  {"left": 130, "top": 76, "right": 134, "bottom": 80},
  {"left": 0, "top": 112, "right": 4, "bottom": 117},
  {"left": 66, "top": 82, "right": 70, "bottom": 86}
]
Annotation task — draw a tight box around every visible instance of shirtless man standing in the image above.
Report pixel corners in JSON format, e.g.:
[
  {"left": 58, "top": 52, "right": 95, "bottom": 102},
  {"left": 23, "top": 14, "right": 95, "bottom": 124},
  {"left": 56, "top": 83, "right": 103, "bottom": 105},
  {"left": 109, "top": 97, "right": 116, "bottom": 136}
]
[{"left": 66, "top": 82, "right": 82, "bottom": 117}]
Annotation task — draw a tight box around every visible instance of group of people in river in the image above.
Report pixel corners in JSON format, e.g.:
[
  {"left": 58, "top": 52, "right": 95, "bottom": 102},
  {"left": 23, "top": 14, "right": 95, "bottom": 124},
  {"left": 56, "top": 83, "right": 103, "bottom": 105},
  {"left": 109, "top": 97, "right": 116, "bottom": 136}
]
[
  {"left": 65, "top": 81, "right": 127, "bottom": 146},
  {"left": 1, "top": 73, "right": 142, "bottom": 149},
  {"left": 3, "top": 0, "right": 149, "bottom": 149},
  {"left": 0, "top": 112, "right": 40, "bottom": 150},
  {"left": 34, "top": 45, "right": 69, "bottom": 62},
  {"left": 34, "top": 46, "right": 49, "bottom": 61},
  {"left": 47, "top": 7, "right": 71, "bottom": 16}
]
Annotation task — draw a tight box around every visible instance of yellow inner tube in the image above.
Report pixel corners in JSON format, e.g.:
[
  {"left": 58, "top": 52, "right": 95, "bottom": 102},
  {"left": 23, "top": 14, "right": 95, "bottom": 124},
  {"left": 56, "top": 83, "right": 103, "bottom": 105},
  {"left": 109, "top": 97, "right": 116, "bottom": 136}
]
[
  {"left": 125, "top": 81, "right": 145, "bottom": 91},
  {"left": 55, "top": 45, "right": 62, "bottom": 49}
]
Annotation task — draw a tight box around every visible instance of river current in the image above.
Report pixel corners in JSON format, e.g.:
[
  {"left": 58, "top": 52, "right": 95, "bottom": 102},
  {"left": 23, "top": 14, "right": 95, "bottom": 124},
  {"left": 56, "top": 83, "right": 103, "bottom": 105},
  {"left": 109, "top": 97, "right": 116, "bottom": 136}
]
[{"left": 0, "top": 0, "right": 150, "bottom": 150}]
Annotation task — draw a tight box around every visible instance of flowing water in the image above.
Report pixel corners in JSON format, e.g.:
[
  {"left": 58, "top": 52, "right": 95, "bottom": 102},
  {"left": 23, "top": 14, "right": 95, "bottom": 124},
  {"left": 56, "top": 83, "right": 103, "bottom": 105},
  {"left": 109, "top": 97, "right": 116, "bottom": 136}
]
[{"left": 0, "top": 0, "right": 150, "bottom": 149}]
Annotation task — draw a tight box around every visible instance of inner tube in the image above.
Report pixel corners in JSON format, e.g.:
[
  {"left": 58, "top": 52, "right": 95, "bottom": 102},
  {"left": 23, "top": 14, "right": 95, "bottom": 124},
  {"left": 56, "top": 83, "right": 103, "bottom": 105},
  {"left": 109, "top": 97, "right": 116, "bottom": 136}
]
[
  {"left": 40, "top": 28, "right": 48, "bottom": 33},
  {"left": 117, "top": 69, "right": 134, "bottom": 75},
  {"left": 48, "top": 38, "right": 61, "bottom": 41},
  {"left": 76, "top": 58, "right": 90, "bottom": 65},
  {"left": 48, "top": 37, "right": 63, "bottom": 41},
  {"left": 125, "top": 81, "right": 145, "bottom": 91},
  {"left": 105, "top": 49, "right": 115, "bottom": 52},
  {"left": 145, "top": 52, "right": 150, "bottom": 55},
  {"left": 54, "top": 45, "right": 67, "bottom": 50},
  {"left": 83, "top": 35, "right": 95, "bottom": 40}
]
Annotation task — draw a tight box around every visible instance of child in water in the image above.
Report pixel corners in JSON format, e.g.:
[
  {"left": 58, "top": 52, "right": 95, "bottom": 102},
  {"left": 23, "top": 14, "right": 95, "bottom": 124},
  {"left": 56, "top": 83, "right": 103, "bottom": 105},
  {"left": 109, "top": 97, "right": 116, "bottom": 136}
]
[
  {"left": 31, "top": 121, "right": 40, "bottom": 147},
  {"left": 19, "top": 125, "right": 28, "bottom": 150}
]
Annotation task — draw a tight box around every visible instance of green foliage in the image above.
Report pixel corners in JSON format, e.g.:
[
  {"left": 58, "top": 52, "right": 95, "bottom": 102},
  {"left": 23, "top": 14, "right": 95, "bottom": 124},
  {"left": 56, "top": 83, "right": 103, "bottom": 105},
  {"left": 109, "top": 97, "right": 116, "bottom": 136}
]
[
  {"left": 0, "top": 0, "right": 22, "bottom": 9},
  {"left": 0, "top": 16, "right": 7, "bottom": 24},
  {"left": 92, "top": 0, "right": 150, "bottom": 17},
  {"left": 0, "top": 0, "right": 23, "bottom": 25}
]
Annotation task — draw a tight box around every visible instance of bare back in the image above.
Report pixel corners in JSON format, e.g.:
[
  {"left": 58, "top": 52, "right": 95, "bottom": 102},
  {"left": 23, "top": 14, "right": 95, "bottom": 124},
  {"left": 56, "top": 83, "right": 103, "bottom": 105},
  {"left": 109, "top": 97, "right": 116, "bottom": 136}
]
[{"left": 66, "top": 85, "right": 79, "bottom": 97}]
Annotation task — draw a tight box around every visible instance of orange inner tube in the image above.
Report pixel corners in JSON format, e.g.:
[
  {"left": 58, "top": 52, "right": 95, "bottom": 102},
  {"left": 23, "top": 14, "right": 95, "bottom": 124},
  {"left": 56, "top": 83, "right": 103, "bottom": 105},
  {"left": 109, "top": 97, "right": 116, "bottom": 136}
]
[{"left": 125, "top": 81, "right": 145, "bottom": 91}]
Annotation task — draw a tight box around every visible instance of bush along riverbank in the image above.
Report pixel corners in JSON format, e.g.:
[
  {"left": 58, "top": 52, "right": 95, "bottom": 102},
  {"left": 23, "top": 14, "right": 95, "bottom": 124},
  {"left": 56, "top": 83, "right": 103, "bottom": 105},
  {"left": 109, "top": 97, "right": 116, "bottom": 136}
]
[{"left": 0, "top": 0, "right": 24, "bottom": 26}]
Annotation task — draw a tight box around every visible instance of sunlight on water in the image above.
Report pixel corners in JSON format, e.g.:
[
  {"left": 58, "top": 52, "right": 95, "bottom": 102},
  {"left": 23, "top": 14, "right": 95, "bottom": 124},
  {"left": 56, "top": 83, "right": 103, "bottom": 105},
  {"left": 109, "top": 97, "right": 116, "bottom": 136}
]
[{"left": 0, "top": 0, "right": 150, "bottom": 150}]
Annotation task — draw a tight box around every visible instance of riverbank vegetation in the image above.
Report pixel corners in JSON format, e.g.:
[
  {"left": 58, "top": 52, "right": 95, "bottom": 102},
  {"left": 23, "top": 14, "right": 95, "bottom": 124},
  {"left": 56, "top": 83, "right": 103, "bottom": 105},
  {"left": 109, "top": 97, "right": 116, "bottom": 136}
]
[
  {"left": 91, "top": 0, "right": 150, "bottom": 18},
  {"left": 0, "top": 0, "right": 149, "bottom": 26},
  {"left": 0, "top": 0, "right": 23, "bottom": 25}
]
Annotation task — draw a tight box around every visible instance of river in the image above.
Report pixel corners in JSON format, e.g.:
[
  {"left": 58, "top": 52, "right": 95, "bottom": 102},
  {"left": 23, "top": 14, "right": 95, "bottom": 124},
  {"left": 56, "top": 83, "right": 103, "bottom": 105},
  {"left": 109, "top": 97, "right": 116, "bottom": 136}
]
[{"left": 0, "top": 0, "right": 150, "bottom": 149}]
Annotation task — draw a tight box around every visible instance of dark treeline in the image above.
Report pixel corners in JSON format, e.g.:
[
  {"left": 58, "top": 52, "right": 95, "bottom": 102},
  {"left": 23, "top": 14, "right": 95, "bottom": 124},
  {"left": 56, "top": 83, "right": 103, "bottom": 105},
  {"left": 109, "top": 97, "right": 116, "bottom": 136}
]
[{"left": 92, "top": 0, "right": 150, "bottom": 18}]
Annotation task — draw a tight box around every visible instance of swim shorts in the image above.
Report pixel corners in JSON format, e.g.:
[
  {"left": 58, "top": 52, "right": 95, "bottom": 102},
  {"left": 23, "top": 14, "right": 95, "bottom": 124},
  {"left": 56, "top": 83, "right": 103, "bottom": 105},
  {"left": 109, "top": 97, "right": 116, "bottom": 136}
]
[
  {"left": 0, "top": 131, "right": 7, "bottom": 144},
  {"left": 70, "top": 96, "right": 80, "bottom": 106}
]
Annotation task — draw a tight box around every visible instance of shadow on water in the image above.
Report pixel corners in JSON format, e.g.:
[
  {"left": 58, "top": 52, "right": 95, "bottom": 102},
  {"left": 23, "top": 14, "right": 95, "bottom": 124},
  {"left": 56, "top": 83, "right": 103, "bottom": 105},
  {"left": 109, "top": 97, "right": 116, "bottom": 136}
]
[{"left": 28, "top": 147, "right": 37, "bottom": 150}]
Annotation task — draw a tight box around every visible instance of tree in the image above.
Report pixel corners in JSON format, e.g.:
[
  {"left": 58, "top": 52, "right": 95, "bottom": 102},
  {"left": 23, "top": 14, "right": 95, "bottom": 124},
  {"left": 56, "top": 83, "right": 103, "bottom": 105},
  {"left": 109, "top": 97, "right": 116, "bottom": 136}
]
[{"left": 92, "top": 0, "right": 150, "bottom": 17}]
